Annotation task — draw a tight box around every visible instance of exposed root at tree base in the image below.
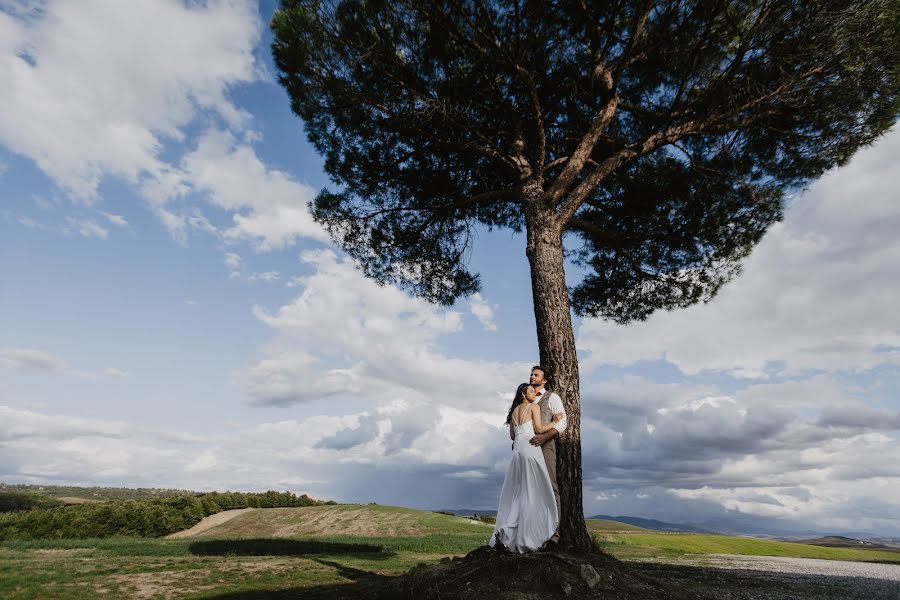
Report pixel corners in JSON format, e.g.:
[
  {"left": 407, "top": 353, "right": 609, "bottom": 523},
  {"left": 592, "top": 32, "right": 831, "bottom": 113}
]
[{"left": 387, "top": 545, "right": 699, "bottom": 599}]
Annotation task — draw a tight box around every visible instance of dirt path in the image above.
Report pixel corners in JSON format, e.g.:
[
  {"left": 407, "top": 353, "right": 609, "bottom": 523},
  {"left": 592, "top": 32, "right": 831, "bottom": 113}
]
[
  {"left": 650, "top": 554, "right": 900, "bottom": 580},
  {"left": 630, "top": 555, "right": 900, "bottom": 599},
  {"left": 166, "top": 508, "right": 257, "bottom": 539}
]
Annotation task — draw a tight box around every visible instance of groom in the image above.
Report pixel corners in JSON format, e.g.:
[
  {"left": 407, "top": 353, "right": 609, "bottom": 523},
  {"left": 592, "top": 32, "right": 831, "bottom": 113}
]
[{"left": 528, "top": 365, "right": 567, "bottom": 547}]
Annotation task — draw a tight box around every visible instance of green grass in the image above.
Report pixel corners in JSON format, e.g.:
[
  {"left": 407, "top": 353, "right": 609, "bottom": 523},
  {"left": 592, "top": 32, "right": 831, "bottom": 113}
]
[
  {"left": 9, "top": 503, "right": 900, "bottom": 599},
  {"left": 0, "top": 525, "right": 491, "bottom": 598},
  {"left": 593, "top": 532, "right": 900, "bottom": 563}
]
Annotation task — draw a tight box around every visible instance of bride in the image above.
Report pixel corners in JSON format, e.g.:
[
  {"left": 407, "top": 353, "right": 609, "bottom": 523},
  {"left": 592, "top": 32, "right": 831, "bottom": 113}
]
[{"left": 488, "top": 382, "right": 561, "bottom": 553}]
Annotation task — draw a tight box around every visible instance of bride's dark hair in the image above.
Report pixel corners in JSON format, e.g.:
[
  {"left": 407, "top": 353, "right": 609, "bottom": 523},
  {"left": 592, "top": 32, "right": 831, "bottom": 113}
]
[{"left": 505, "top": 383, "right": 531, "bottom": 425}]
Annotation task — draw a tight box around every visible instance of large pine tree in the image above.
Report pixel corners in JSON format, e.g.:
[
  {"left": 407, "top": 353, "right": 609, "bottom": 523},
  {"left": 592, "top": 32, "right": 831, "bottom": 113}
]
[{"left": 272, "top": 0, "right": 900, "bottom": 551}]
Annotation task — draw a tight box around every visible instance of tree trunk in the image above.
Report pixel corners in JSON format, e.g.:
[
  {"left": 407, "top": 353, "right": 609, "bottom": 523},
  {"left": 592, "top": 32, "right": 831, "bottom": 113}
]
[{"left": 525, "top": 208, "right": 592, "bottom": 553}]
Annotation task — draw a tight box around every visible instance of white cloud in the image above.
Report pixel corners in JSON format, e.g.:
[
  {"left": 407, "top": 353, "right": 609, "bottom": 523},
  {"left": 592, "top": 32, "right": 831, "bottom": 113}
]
[
  {"left": 32, "top": 194, "right": 55, "bottom": 209},
  {"left": 100, "top": 211, "right": 128, "bottom": 227},
  {"left": 64, "top": 216, "right": 108, "bottom": 239},
  {"left": 0, "top": 347, "right": 125, "bottom": 380},
  {"left": 247, "top": 270, "right": 280, "bottom": 283},
  {"left": 0, "top": 0, "right": 262, "bottom": 203},
  {"left": 223, "top": 252, "right": 241, "bottom": 270},
  {"left": 0, "top": 347, "right": 67, "bottom": 372},
  {"left": 3, "top": 2, "right": 330, "bottom": 265},
  {"left": 575, "top": 373, "right": 900, "bottom": 533},
  {"left": 17, "top": 214, "right": 38, "bottom": 228},
  {"left": 179, "top": 128, "right": 328, "bottom": 250},
  {"left": 242, "top": 249, "right": 523, "bottom": 409},
  {"left": 0, "top": 407, "right": 129, "bottom": 442},
  {"left": 578, "top": 127, "right": 900, "bottom": 379},
  {"left": 0, "top": 405, "right": 457, "bottom": 495},
  {"left": 469, "top": 293, "right": 498, "bottom": 331}
]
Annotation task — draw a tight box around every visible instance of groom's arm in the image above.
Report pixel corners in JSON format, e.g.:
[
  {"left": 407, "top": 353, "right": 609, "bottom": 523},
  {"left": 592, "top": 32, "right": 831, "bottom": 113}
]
[
  {"left": 550, "top": 393, "right": 568, "bottom": 435},
  {"left": 530, "top": 392, "right": 567, "bottom": 446}
]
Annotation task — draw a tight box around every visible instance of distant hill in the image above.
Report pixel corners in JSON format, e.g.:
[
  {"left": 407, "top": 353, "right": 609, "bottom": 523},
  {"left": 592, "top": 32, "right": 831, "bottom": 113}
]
[
  {"left": 858, "top": 536, "right": 900, "bottom": 548},
  {"left": 794, "top": 536, "right": 900, "bottom": 553},
  {"left": 588, "top": 515, "right": 715, "bottom": 534},
  {"left": 586, "top": 513, "right": 900, "bottom": 543},
  {"left": 0, "top": 483, "right": 195, "bottom": 502},
  {"left": 585, "top": 518, "right": 651, "bottom": 533}
]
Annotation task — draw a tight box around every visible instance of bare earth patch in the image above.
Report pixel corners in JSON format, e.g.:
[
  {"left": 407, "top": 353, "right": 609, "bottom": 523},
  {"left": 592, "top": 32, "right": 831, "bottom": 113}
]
[
  {"left": 173, "top": 506, "right": 441, "bottom": 539},
  {"left": 101, "top": 557, "right": 340, "bottom": 599},
  {"left": 33, "top": 548, "right": 94, "bottom": 555},
  {"left": 56, "top": 497, "right": 102, "bottom": 504},
  {"left": 105, "top": 569, "right": 215, "bottom": 600},
  {"left": 166, "top": 509, "right": 256, "bottom": 539}
]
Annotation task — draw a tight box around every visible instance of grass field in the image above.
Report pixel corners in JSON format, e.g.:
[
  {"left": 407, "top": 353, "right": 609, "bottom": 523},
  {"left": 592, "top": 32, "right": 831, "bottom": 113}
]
[
  {"left": 594, "top": 532, "right": 900, "bottom": 563},
  {"left": 4, "top": 505, "right": 899, "bottom": 599},
  {"left": 0, "top": 534, "right": 492, "bottom": 599},
  {"left": 0, "top": 505, "right": 493, "bottom": 599}
]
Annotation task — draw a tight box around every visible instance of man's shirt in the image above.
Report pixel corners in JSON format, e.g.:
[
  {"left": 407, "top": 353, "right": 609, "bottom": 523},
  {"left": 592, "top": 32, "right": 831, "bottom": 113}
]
[{"left": 536, "top": 389, "right": 567, "bottom": 435}]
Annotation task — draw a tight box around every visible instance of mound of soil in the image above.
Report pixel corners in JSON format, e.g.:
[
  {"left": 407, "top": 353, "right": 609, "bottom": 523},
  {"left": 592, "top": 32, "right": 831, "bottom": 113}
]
[{"left": 388, "top": 545, "right": 698, "bottom": 599}]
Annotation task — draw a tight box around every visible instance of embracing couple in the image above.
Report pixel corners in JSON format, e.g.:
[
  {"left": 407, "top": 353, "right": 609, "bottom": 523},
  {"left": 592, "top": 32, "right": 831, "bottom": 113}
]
[{"left": 488, "top": 365, "right": 567, "bottom": 553}]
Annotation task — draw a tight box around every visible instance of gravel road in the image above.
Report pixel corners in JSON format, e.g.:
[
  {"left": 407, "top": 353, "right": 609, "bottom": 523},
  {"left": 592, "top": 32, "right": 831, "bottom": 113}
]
[{"left": 629, "top": 555, "right": 900, "bottom": 600}]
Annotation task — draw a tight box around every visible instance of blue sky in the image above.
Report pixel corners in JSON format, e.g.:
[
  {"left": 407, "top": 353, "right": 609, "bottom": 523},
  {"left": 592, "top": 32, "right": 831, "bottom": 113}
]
[{"left": 2, "top": 1, "right": 899, "bottom": 535}]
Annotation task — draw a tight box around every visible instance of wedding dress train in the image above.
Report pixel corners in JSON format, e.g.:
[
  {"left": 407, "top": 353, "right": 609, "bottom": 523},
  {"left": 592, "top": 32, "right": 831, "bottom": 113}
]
[{"left": 488, "top": 419, "right": 559, "bottom": 553}]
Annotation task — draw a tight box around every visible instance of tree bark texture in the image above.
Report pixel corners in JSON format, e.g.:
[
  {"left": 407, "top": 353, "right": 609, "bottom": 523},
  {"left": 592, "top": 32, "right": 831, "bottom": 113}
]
[{"left": 525, "top": 209, "right": 592, "bottom": 552}]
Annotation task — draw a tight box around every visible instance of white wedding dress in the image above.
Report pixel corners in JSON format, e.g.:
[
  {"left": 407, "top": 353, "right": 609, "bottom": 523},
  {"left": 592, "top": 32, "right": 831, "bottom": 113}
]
[{"left": 488, "top": 418, "right": 559, "bottom": 553}]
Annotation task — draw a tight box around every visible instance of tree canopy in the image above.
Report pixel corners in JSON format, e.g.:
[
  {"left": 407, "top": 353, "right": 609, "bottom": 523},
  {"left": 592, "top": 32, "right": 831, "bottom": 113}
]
[{"left": 273, "top": 0, "right": 899, "bottom": 322}]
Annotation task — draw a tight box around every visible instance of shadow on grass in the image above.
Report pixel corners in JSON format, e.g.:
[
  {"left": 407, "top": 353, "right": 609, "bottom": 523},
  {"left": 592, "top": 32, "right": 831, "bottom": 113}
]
[
  {"left": 188, "top": 538, "right": 393, "bottom": 559},
  {"left": 202, "top": 557, "right": 398, "bottom": 599}
]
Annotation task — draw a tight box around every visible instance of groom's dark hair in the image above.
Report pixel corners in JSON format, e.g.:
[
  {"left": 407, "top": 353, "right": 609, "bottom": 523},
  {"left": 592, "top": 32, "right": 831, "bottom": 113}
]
[{"left": 531, "top": 365, "right": 553, "bottom": 389}]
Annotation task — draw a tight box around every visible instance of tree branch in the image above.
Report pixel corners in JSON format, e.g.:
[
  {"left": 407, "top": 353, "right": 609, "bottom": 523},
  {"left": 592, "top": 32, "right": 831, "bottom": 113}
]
[
  {"left": 544, "top": 156, "right": 569, "bottom": 170},
  {"left": 606, "top": 2, "right": 653, "bottom": 81},
  {"left": 348, "top": 186, "right": 520, "bottom": 222},
  {"left": 545, "top": 3, "right": 652, "bottom": 212},
  {"left": 514, "top": 64, "right": 546, "bottom": 175},
  {"left": 544, "top": 96, "right": 619, "bottom": 206},
  {"left": 553, "top": 60, "right": 823, "bottom": 229}
]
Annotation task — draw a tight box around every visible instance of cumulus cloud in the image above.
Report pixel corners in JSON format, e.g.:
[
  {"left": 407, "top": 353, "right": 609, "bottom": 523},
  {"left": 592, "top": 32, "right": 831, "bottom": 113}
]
[
  {"left": 315, "top": 414, "right": 380, "bottom": 451},
  {"left": 1, "top": 0, "right": 338, "bottom": 291},
  {"left": 576, "top": 373, "right": 900, "bottom": 533},
  {"left": 243, "top": 249, "right": 523, "bottom": 409},
  {"left": 578, "top": 128, "right": 900, "bottom": 379},
  {"left": 178, "top": 128, "right": 328, "bottom": 250},
  {"left": 0, "top": 0, "right": 262, "bottom": 203},
  {"left": 0, "top": 405, "right": 504, "bottom": 505},
  {"left": 469, "top": 293, "right": 498, "bottom": 331}
]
